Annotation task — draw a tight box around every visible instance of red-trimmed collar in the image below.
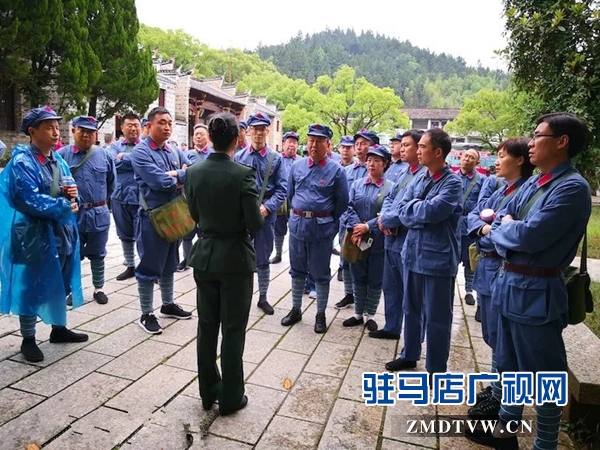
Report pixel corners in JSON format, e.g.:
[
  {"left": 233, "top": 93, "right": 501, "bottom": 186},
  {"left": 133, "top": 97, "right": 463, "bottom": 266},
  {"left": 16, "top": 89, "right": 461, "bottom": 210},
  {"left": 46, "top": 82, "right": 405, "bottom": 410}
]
[
  {"left": 120, "top": 138, "right": 140, "bottom": 145},
  {"left": 505, "top": 183, "right": 517, "bottom": 196},
  {"left": 365, "top": 177, "right": 384, "bottom": 186},
  {"left": 149, "top": 139, "right": 170, "bottom": 152},
  {"left": 283, "top": 153, "right": 297, "bottom": 160},
  {"left": 538, "top": 172, "right": 553, "bottom": 187},
  {"left": 354, "top": 161, "right": 366, "bottom": 168},
  {"left": 308, "top": 157, "right": 327, "bottom": 167},
  {"left": 249, "top": 146, "right": 267, "bottom": 157},
  {"left": 431, "top": 170, "right": 446, "bottom": 182},
  {"left": 195, "top": 146, "right": 210, "bottom": 154},
  {"left": 72, "top": 145, "right": 93, "bottom": 154},
  {"left": 458, "top": 169, "right": 476, "bottom": 179},
  {"left": 409, "top": 164, "right": 421, "bottom": 174},
  {"left": 35, "top": 152, "right": 50, "bottom": 165}
]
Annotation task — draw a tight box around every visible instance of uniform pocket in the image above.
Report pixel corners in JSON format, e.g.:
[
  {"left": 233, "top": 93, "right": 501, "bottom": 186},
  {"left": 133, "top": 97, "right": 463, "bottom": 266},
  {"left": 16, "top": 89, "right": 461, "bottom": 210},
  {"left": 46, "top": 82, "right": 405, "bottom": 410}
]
[
  {"left": 94, "top": 208, "right": 111, "bottom": 230},
  {"left": 505, "top": 274, "right": 549, "bottom": 321}
]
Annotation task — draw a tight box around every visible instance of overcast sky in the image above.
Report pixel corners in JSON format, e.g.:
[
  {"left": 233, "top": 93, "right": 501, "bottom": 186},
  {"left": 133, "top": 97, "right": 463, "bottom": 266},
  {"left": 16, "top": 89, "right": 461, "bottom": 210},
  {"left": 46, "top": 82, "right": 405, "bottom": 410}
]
[{"left": 135, "top": 0, "right": 508, "bottom": 70}]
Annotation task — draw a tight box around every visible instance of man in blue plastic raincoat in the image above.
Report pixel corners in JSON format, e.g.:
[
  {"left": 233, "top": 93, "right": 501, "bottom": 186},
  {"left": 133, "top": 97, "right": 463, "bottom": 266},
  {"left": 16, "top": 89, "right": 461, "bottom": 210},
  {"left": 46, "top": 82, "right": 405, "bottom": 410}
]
[{"left": 0, "top": 107, "right": 88, "bottom": 363}]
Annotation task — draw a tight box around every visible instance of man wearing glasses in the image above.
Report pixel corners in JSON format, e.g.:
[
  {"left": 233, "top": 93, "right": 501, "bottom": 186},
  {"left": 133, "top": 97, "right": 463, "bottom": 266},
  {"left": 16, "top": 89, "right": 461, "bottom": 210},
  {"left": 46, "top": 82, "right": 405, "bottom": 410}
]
[
  {"left": 466, "top": 113, "right": 591, "bottom": 450},
  {"left": 58, "top": 116, "right": 116, "bottom": 305},
  {"left": 234, "top": 113, "right": 287, "bottom": 315},
  {"left": 109, "top": 113, "right": 142, "bottom": 281}
]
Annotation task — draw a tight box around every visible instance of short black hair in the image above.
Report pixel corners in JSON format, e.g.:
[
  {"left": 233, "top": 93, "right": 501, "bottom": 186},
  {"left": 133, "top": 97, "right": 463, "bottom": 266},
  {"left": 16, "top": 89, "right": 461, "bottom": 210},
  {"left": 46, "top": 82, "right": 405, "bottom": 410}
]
[
  {"left": 208, "top": 113, "right": 239, "bottom": 152},
  {"left": 148, "top": 107, "right": 171, "bottom": 122},
  {"left": 402, "top": 129, "right": 425, "bottom": 146},
  {"left": 498, "top": 138, "right": 535, "bottom": 178},
  {"left": 536, "top": 112, "right": 589, "bottom": 158},
  {"left": 121, "top": 113, "right": 140, "bottom": 123},
  {"left": 425, "top": 128, "right": 452, "bottom": 158}
]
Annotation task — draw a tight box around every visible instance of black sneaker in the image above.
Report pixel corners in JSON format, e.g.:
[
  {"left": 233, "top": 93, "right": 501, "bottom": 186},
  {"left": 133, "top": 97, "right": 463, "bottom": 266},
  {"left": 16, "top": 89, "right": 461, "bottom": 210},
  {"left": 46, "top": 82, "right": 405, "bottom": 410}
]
[
  {"left": 49, "top": 327, "right": 89, "bottom": 343},
  {"left": 365, "top": 319, "right": 378, "bottom": 332},
  {"left": 159, "top": 303, "right": 192, "bottom": 320},
  {"left": 465, "top": 293, "right": 476, "bottom": 305},
  {"left": 369, "top": 330, "right": 400, "bottom": 340},
  {"left": 281, "top": 308, "right": 302, "bottom": 326},
  {"left": 139, "top": 313, "right": 163, "bottom": 334},
  {"left": 468, "top": 395, "right": 501, "bottom": 419},
  {"left": 66, "top": 294, "right": 72, "bottom": 306},
  {"left": 335, "top": 294, "right": 354, "bottom": 309},
  {"left": 21, "top": 338, "right": 44, "bottom": 362},
  {"left": 269, "top": 254, "right": 282, "bottom": 264},
  {"left": 93, "top": 291, "right": 108, "bottom": 305},
  {"left": 257, "top": 294, "right": 274, "bottom": 315},
  {"left": 475, "top": 305, "right": 481, "bottom": 322},
  {"left": 116, "top": 266, "right": 135, "bottom": 281},
  {"left": 331, "top": 247, "right": 340, "bottom": 256},
  {"left": 476, "top": 385, "right": 493, "bottom": 403},
  {"left": 336, "top": 271, "right": 343, "bottom": 282},
  {"left": 314, "top": 312, "right": 327, "bottom": 333},
  {"left": 385, "top": 358, "right": 417, "bottom": 371},
  {"left": 177, "top": 260, "right": 189, "bottom": 272},
  {"left": 342, "top": 316, "right": 364, "bottom": 327}
]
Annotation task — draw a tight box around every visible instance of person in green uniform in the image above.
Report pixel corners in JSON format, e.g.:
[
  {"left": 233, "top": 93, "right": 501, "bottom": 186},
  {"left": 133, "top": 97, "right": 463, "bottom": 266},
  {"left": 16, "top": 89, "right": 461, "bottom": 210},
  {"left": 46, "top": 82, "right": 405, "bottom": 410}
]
[{"left": 185, "top": 112, "right": 264, "bottom": 416}]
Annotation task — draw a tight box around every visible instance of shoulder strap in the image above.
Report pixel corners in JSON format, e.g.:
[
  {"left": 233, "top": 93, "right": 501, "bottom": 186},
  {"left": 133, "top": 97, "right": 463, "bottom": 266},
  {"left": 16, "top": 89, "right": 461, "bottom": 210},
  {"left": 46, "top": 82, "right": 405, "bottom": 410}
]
[
  {"left": 375, "top": 180, "right": 392, "bottom": 213},
  {"left": 497, "top": 185, "right": 519, "bottom": 211},
  {"left": 50, "top": 164, "right": 60, "bottom": 198},
  {"left": 258, "top": 151, "right": 276, "bottom": 204},
  {"left": 518, "top": 170, "right": 576, "bottom": 220},
  {"left": 70, "top": 145, "right": 99, "bottom": 175},
  {"left": 394, "top": 170, "right": 416, "bottom": 195},
  {"left": 581, "top": 231, "right": 587, "bottom": 273},
  {"left": 461, "top": 172, "right": 479, "bottom": 205}
]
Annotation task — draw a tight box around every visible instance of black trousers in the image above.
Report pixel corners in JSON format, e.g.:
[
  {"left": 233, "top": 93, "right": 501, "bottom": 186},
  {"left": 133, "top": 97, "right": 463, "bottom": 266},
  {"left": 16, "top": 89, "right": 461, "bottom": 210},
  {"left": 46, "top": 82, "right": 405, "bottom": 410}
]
[{"left": 194, "top": 270, "right": 253, "bottom": 412}]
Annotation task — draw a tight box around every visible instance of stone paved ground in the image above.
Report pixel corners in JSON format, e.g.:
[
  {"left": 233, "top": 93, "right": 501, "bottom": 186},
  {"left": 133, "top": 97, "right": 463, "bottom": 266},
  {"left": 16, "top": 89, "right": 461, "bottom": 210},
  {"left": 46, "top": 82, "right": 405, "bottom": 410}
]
[{"left": 0, "top": 222, "right": 576, "bottom": 449}]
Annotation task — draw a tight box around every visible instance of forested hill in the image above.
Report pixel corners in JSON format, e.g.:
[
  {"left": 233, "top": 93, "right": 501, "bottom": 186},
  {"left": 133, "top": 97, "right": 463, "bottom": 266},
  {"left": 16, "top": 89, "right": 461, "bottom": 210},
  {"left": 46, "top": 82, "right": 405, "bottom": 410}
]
[{"left": 257, "top": 29, "right": 509, "bottom": 108}]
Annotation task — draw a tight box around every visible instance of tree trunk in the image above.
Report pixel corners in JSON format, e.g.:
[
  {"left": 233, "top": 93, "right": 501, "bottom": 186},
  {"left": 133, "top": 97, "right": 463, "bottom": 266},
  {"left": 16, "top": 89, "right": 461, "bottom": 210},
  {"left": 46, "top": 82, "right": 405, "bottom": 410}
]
[{"left": 88, "top": 94, "right": 98, "bottom": 118}]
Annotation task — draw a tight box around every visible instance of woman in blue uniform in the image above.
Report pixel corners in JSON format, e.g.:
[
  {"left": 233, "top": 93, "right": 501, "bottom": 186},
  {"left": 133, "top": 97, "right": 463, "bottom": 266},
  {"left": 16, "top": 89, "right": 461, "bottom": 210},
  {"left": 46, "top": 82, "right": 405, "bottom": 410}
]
[
  {"left": 341, "top": 145, "right": 394, "bottom": 331},
  {"left": 466, "top": 138, "right": 534, "bottom": 418}
]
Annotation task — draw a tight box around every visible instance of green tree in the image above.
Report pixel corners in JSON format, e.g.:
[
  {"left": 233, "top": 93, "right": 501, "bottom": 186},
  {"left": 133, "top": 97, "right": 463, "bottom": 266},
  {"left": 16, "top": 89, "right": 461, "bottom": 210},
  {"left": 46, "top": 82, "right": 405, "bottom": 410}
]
[
  {"left": 502, "top": 0, "right": 600, "bottom": 186},
  {"left": 280, "top": 104, "right": 324, "bottom": 142},
  {"left": 300, "top": 66, "right": 408, "bottom": 137},
  {"left": 445, "top": 89, "right": 529, "bottom": 149},
  {"left": 0, "top": 0, "right": 101, "bottom": 111},
  {"left": 85, "top": 0, "right": 158, "bottom": 122}
]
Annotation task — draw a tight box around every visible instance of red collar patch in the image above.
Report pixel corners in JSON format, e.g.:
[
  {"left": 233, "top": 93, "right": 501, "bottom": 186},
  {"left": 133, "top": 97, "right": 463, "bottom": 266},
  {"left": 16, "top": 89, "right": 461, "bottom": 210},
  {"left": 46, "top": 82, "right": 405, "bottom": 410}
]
[
  {"left": 538, "top": 172, "right": 552, "bottom": 187},
  {"left": 308, "top": 157, "right": 326, "bottom": 167},
  {"left": 36, "top": 153, "right": 49, "bottom": 165},
  {"left": 250, "top": 147, "right": 267, "bottom": 157},
  {"left": 410, "top": 164, "right": 421, "bottom": 174},
  {"left": 365, "top": 177, "right": 384, "bottom": 186},
  {"left": 505, "top": 183, "right": 517, "bottom": 196},
  {"left": 431, "top": 171, "right": 444, "bottom": 181}
]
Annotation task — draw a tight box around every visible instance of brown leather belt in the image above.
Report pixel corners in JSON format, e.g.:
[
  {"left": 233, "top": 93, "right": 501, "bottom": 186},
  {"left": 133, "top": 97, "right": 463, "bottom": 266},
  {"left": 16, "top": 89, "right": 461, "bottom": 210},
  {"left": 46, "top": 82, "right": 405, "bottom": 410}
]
[
  {"left": 502, "top": 261, "right": 560, "bottom": 277},
  {"left": 480, "top": 251, "right": 500, "bottom": 259},
  {"left": 292, "top": 209, "right": 332, "bottom": 219},
  {"left": 81, "top": 201, "right": 107, "bottom": 209}
]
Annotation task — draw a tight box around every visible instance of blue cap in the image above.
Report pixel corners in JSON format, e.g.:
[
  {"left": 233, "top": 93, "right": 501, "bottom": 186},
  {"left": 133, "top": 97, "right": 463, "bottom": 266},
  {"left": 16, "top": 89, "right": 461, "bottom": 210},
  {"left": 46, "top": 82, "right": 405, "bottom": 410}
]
[
  {"left": 339, "top": 135, "right": 354, "bottom": 147},
  {"left": 238, "top": 120, "right": 248, "bottom": 130},
  {"left": 282, "top": 131, "right": 300, "bottom": 141},
  {"left": 307, "top": 123, "right": 333, "bottom": 140},
  {"left": 141, "top": 118, "right": 148, "bottom": 127},
  {"left": 247, "top": 113, "right": 271, "bottom": 127},
  {"left": 389, "top": 133, "right": 403, "bottom": 142},
  {"left": 354, "top": 128, "right": 380, "bottom": 145},
  {"left": 20, "top": 106, "right": 62, "bottom": 136},
  {"left": 366, "top": 144, "right": 391, "bottom": 161},
  {"left": 72, "top": 115, "right": 99, "bottom": 131}
]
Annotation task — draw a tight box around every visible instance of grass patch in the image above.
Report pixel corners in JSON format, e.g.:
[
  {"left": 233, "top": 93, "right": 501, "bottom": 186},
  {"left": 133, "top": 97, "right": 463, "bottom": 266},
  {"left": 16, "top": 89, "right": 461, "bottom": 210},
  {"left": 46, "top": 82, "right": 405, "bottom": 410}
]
[
  {"left": 581, "top": 205, "right": 600, "bottom": 259},
  {"left": 585, "top": 281, "right": 600, "bottom": 339}
]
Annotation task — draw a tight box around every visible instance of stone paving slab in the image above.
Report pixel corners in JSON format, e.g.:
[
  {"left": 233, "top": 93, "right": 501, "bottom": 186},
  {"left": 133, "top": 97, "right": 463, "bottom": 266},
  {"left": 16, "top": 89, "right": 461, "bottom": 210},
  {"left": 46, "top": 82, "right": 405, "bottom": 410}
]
[{"left": 0, "top": 226, "right": 579, "bottom": 449}]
